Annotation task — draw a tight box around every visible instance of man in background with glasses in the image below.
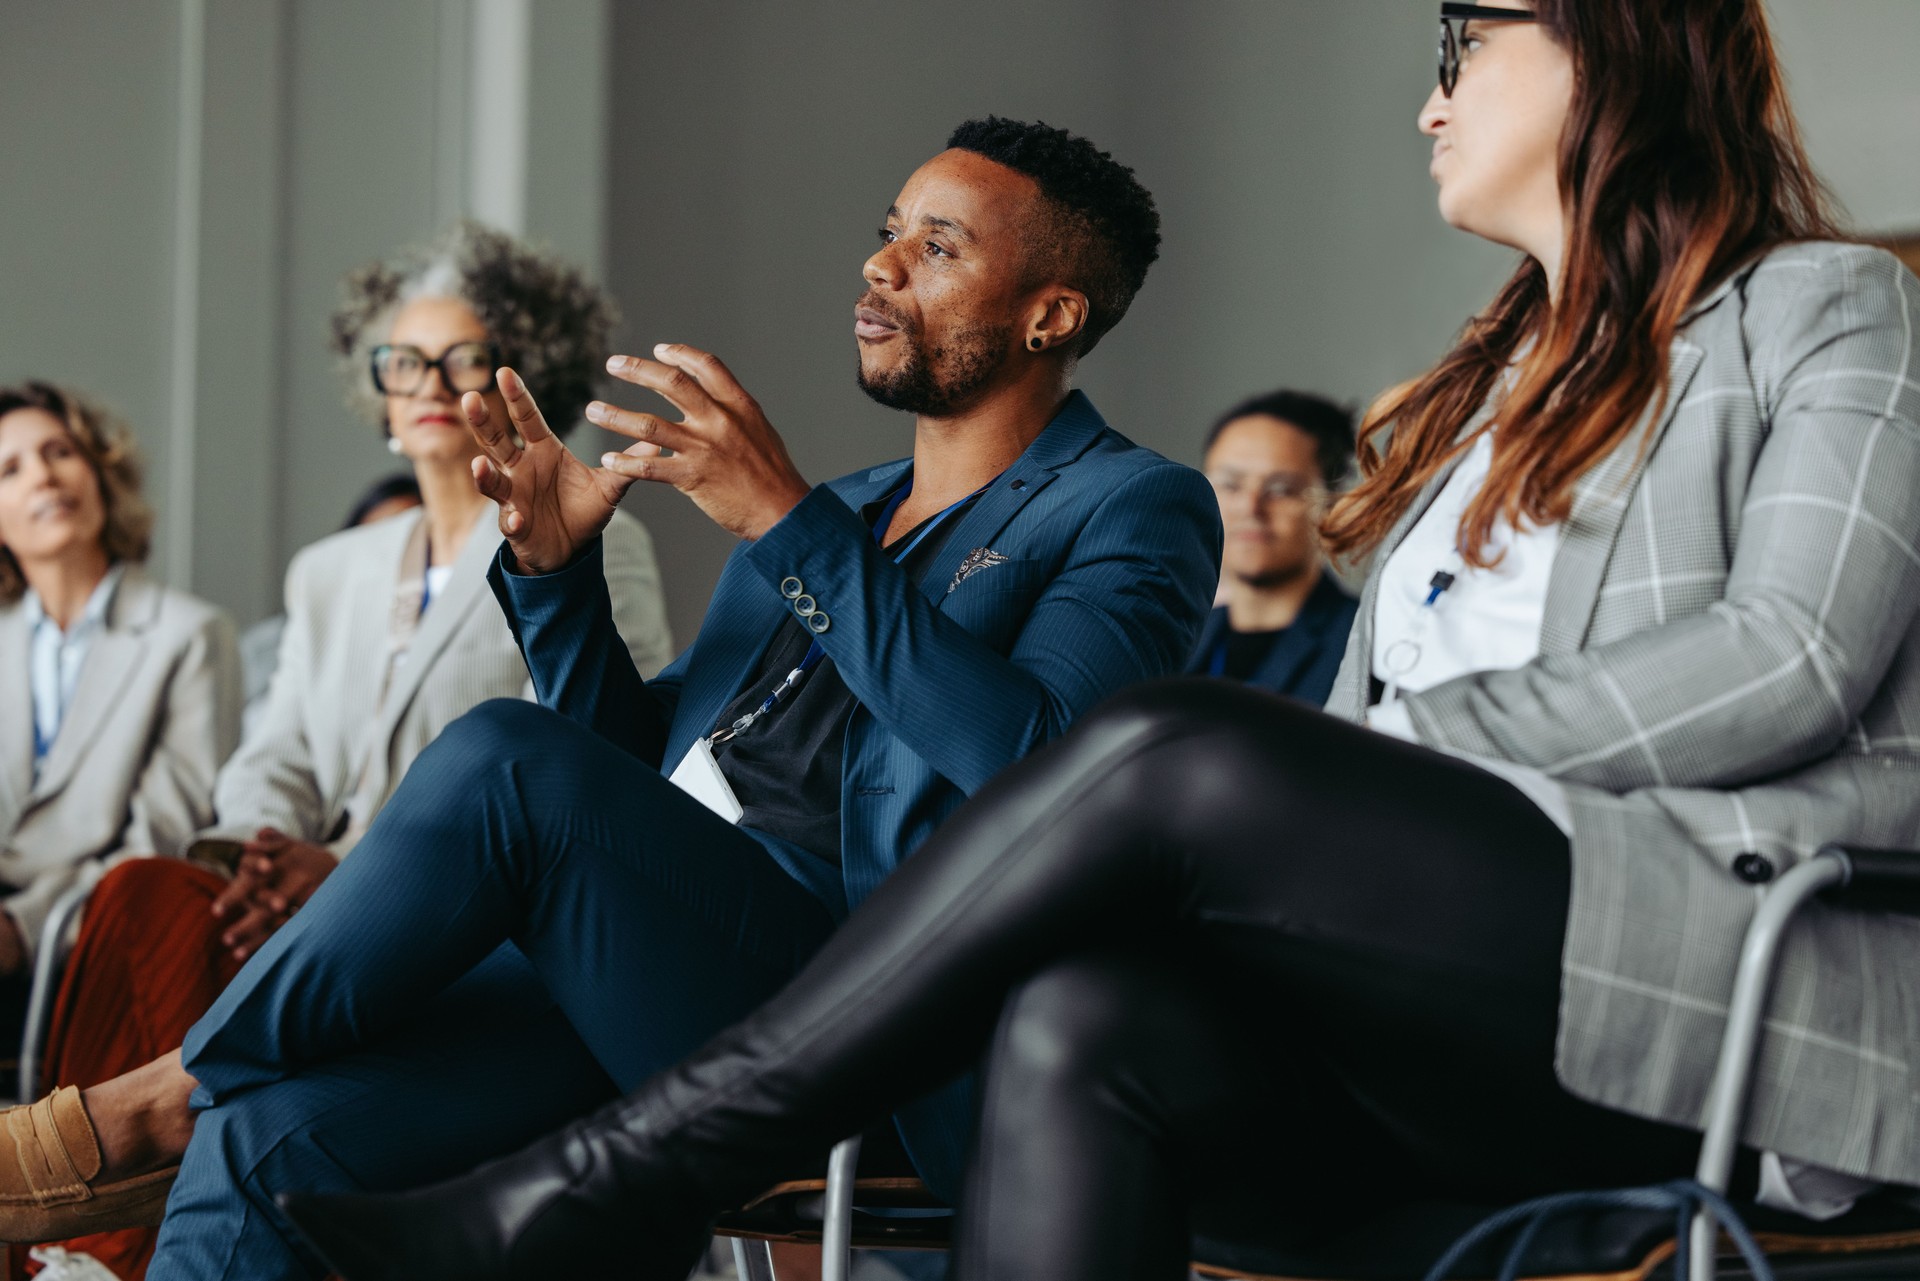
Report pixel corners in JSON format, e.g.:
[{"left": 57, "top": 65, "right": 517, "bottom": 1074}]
[{"left": 1187, "top": 390, "right": 1356, "bottom": 705}]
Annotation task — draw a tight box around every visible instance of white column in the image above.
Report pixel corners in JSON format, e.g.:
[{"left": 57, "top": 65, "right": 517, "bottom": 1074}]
[
  {"left": 161, "top": 0, "right": 289, "bottom": 620},
  {"left": 164, "top": 0, "right": 207, "bottom": 589},
  {"left": 468, "top": 0, "right": 532, "bottom": 234}
]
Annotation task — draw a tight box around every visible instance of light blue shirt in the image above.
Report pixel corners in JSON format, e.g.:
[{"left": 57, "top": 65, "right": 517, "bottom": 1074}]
[{"left": 23, "top": 564, "right": 125, "bottom": 775}]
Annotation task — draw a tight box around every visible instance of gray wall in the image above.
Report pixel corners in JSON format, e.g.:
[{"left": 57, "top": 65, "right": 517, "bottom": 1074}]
[
  {"left": 1, "top": 3, "right": 184, "bottom": 570},
  {"left": 1, "top": 0, "right": 614, "bottom": 628},
  {"left": 4, "top": 2, "right": 1917, "bottom": 643}
]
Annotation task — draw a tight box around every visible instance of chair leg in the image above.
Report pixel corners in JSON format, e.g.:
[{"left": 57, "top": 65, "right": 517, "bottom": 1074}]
[
  {"left": 19, "top": 881, "right": 96, "bottom": 1103},
  {"left": 732, "top": 1236, "right": 780, "bottom": 1281},
  {"left": 822, "top": 1135, "right": 864, "bottom": 1281},
  {"left": 1688, "top": 851, "right": 1847, "bottom": 1281}
]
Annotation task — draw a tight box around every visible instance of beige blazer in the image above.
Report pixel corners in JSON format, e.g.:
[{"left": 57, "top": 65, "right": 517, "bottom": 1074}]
[
  {"left": 1327, "top": 242, "right": 1920, "bottom": 1185},
  {"left": 0, "top": 569, "right": 241, "bottom": 954},
  {"left": 205, "top": 505, "right": 672, "bottom": 858}
]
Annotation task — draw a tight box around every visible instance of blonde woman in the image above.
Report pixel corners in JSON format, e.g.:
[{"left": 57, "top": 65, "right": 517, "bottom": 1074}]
[{"left": 0, "top": 381, "right": 240, "bottom": 1002}]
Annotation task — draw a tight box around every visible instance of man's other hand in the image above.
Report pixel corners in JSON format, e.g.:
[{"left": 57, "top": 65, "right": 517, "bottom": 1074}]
[{"left": 589, "top": 344, "right": 812, "bottom": 541}]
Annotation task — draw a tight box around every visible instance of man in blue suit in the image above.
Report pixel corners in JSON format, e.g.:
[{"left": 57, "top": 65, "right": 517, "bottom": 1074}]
[
  {"left": 1187, "top": 390, "right": 1358, "bottom": 706},
  {"left": 73, "top": 118, "right": 1221, "bottom": 1279}
]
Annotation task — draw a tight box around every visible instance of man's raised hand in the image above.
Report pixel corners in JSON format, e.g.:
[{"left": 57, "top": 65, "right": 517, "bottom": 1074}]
[
  {"left": 587, "top": 344, "right": 813, "bottom": 541},
  {"left": 466, "top": 367, "right": 632, "bottom": 573}
]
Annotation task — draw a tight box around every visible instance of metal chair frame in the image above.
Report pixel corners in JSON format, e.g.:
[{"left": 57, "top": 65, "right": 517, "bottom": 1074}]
[
  {"left": 14, "top": 880, "right": 94, "bottom": 1103},
  {"left": 733, "top": 843, "right": 1913, "bottom": 1281}
]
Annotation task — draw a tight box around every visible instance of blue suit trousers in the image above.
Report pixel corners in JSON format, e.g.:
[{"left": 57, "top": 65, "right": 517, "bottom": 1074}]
[{"left": 149, "top": 699, "right": 840, "bottom": 1280}]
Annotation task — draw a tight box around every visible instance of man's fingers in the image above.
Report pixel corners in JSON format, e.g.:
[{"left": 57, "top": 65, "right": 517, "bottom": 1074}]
[
  {"left": 210, "top": 878, "right": 250, "bottom": 919},
  {"left": 221, "top": 904, "right": 278, "bottom": 953},
  {"left": 230, "top": 916, "right": 289, "bottom": 962},
  {"left": 498, "top": 367, "right": 555, "bottom": 445},
  {"left": 471, "top": 458, "right": 529, "bottom": 538},
  {"left": 473, "top": 456, "right": 517, "bottom": 507},
  {"left": 244, "top": 827, "right": 288, "bottom": 855},
  {"left": 600, "top": 450, "right": 688, "bottom": 488},
  {"left": 462, "top": 390, "right": 521, "bottom": 468},
  {"left": 650, "top": 343, "right": 750, "bottom": 407},
  {"left": 585, "top": 402, "right": 697, "bottom": 451},
  {"left": 609, "top": 356, "right": 720, "bottom": 422}
]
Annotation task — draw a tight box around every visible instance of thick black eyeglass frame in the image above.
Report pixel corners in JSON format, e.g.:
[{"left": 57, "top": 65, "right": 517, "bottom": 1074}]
[
  {"left": 1439, "top": 3, "right": 1540, "bottom": 97},
  {"left": 368, "top": 341, "right": 504, "bottom": 396}
]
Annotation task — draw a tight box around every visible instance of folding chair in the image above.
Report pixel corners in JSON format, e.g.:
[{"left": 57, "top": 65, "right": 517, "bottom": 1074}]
[{"left": 713, "top": 842, "right": 1920, "bottom": 1281}]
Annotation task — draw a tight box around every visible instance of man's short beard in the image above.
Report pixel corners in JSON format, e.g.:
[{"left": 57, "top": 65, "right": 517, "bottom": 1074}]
[{"left": 857, "top": 318, "right": 1013, "bottom": 416}]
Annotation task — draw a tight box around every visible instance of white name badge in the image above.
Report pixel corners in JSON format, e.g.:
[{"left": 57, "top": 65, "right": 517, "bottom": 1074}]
[{"left": 668, "top": 738, "right": 745, "bottom": 825}]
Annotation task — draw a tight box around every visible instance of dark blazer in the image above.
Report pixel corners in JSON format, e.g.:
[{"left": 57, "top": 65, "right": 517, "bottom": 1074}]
[
  {"left": 490, "top": 391, "right": 1222, "bottom": 1190},
  {"left": 1183, "top": 574, "right": 1357, "bottom": 707}
]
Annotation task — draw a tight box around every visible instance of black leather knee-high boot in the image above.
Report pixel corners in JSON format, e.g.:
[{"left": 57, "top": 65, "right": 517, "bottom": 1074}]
[{"left": 279, "top": 687, "right": 1236, "bottom": 1281}]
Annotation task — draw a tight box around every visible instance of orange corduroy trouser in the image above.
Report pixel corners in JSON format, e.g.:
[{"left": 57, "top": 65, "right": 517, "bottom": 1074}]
[{"left": 11, "top": 858, "right": 239, "bottom": 1281}]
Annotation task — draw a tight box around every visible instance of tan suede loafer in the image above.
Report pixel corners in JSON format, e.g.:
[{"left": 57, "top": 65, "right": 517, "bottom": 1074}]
[{"left": 0, "top": 1087, "right": 176, "bottom": 1243}]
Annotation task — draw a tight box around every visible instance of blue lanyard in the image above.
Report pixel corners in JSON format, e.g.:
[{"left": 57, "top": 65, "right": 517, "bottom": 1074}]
[
  {"left": 1206, "top": 636, "right": 1230, "bottom": 678},
  {"left": 708, "top": 479, "right": 984, "bottom": 745}
]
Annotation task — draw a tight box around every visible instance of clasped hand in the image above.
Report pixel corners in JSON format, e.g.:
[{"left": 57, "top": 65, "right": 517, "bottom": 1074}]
[
  {"left": 465, "top": 344, "right": 812, "bottom": 574},
  {"left": 209, "top": 827, "right": 339, "bottom": 961}
]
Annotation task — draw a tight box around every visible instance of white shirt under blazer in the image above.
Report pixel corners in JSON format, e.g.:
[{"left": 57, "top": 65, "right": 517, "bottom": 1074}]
[
  {"left": 205, "top": 505, "right": 674, "bottom": 858},
  {"left": 1326, "top": 241, "right": 1920, "bottom": 1189},
  {"left": 0, "top": 568, "right": 241, "bottom": 955}
]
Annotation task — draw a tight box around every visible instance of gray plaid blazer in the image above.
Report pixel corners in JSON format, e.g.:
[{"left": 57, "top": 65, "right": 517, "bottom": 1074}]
[{"left": 1327, "top": 241, "right": 1920, "bottom": 1186}]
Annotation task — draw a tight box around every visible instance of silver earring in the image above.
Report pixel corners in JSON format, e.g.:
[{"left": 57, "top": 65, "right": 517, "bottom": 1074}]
[{"left": 387, "top": 436, "right": 406, "bottom": 456}]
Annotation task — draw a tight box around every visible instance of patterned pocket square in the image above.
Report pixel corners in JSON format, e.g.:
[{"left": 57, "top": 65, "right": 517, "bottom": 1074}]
[{"left": 948, "top": 547, "right": 1011, "bottom": 593}]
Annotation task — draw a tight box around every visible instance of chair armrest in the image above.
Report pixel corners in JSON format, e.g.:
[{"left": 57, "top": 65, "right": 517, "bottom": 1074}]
[{"left": 1817, "top": 843, "right": 1920, "bottom": 915}]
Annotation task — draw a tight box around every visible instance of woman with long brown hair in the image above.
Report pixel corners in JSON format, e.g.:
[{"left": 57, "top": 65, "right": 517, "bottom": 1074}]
[{"left": 26, "top": 0, "right": 1920, "bottom": 1276}]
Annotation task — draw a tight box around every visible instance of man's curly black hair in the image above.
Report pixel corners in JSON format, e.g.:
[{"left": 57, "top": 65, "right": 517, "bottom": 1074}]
[{"left": 946, "top": 117, "right": 1160, "bottom": 359}]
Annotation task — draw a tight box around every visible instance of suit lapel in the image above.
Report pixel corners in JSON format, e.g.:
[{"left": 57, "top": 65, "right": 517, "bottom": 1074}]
[
  {"left": 916, "top": 390, "right": 1105, "bottom": 603},
  {"left": 663, "top": 395, "right": 1108, "bottom": 766},
  {"left": 1251, "top": 579, "right": 1346, "bottom": 693},
  {"left": 0, "top": 606, "right": 31, "bottom": 824},
  {"left": 30, "top": 570, "right": 157, "bottom": 803},
  {"left": 361, "top": 508, "right": 499, "bottom": 768},
  {"left": 1539, "top": 339, "right": 1708, "bottom": 654},
  {"left": 917, "top": 462, "right": 1058, "bottom": 602}
]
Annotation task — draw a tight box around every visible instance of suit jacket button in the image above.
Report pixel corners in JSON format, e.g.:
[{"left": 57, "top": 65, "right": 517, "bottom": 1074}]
[
  {"left": 794, "top": 595, "right": 817, "bottom": 617},
  {"left": 807, "top": 612, "right": 831, "bottom": 634},
  {"left": 1733, "top": 852, "right": 1775, "bottom": 884},
  {"left": 780, "top": 577, "right": 804, "bottom": 599}
]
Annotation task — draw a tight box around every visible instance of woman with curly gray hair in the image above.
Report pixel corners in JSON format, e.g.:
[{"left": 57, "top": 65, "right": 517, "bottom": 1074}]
[{"left": 2, "top": 225, "right": 674, "bottom": 1280}]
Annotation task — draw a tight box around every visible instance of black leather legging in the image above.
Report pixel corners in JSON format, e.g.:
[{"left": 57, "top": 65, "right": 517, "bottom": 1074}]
[{"left": 615, "top": 680, "right": 1707, "bottom": 1278}]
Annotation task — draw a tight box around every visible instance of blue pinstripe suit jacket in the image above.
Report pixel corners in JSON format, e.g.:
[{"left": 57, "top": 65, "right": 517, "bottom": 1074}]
[{"left": 492, "top": 389, "right": 1222, "bottom": 915}]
